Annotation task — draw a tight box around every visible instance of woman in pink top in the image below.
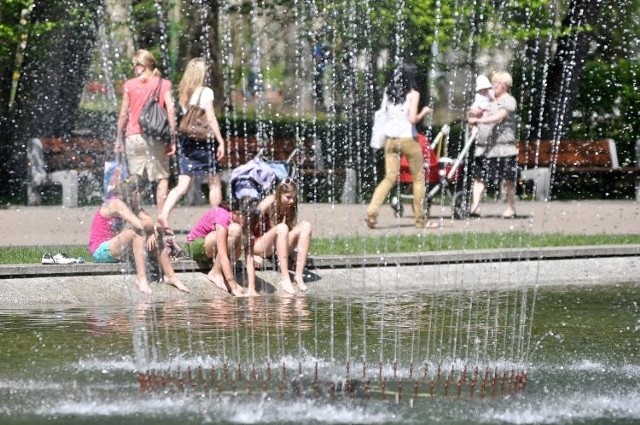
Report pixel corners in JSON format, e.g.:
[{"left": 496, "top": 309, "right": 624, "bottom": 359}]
[
  {"left": 115, "top": 49, "right": 177, "bottom": 215},
  {"left": 88, "top": 175, "right": 189, "bottom": 295},
  {"left": 186, "top": 197, "right": 260, "bottom": 297}
]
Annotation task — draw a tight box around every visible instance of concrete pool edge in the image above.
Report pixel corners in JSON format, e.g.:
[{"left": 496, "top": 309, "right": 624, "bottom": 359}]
[
  {"left": 0, "top": 244, "right": 638, "bottom": 306},
  {"left": 1, "top": 244, "right": 639, "bottom": 278}
]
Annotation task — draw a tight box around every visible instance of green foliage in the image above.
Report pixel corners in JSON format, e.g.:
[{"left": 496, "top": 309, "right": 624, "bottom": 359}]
[
  {"left": 0, "top": 246, "right": 89, "bottom": 265},
  {"left": 572, "top": 59, "right": 640, "bottom": 164},
  {"left": 312, "top": 232, "right": 640, "bottom": 256}
]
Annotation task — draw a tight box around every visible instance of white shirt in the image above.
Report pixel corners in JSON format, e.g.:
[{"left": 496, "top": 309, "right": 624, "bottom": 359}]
[{"left": 385, "top": 96, "right": 416, "bottom": 139}]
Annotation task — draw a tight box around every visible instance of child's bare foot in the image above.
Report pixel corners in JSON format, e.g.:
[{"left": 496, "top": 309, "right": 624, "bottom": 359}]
[
  {"left": 279, "top": 279, "right": 296, "bottom": 295},
  {"left": 294, "top": 276, "right": 307, "bottom": 292},
  {"left": 134, "top": 278, "right": 152, "bottom": 295},
  {"left": 245, "top": 288, "right": 260, "bottom": 297},
  {"left": 207, "top": 272, "right": 227, "bottom": 292},
  {"left": 165, "top": 275, "right": 190, "bottom": 293},
  {"left": 230, "top": 284, "right": 246, "bottom": 297}
]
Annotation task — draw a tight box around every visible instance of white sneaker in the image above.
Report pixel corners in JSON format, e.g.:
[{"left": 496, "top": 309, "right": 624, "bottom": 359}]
[
  {"left": 41, "top": 253, "right": 55, "bottom": 264},
  {"left": 52, "top": 253, "right": 79, "bottom": 264},
  {"left": 41, "top": 253, "right": 80, "bottom": 265}
]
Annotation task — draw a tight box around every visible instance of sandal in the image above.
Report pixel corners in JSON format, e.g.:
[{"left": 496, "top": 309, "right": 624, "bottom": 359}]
[{"left": 164, "top": 238, "right": 186, "bottom": 260}]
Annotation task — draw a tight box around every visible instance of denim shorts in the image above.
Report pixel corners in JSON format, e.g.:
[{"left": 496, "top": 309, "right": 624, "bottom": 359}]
[{"left": 92, "top": 241, "right": 118, "bottom": 263}]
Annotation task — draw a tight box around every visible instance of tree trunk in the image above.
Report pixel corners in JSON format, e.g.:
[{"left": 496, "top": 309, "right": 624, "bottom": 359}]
[
  {"left": 5, "top": 0, "right": 100, "bottom": 199},
  {"left": 538, "top": 0, "right": 603, "bottom": 140}
]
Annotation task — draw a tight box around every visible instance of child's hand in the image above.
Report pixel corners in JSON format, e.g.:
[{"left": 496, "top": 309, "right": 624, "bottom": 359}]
[{"left": 146, "top": 232, "right": 158, "bottom": 251}]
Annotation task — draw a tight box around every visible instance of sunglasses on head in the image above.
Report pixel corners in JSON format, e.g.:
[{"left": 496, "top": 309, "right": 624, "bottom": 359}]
[{"left": 280, "top": 177, "right": 296, "bottom": 186}]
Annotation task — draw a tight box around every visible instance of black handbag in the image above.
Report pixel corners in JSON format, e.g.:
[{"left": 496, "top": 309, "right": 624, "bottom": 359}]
[
  {"left": 139, "top": 78, "right": 171, "bottom": 142},
  {"left": 178, "top": 88, "right": 211, "bottom": 142}
]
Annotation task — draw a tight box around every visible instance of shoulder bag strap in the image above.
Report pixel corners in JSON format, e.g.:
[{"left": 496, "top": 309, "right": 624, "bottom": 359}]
[
  {"left": 194, "top": 86, "right": 205, "bottom": 107},
  {"left": 149, "top": 77, "right": 163, "bottom": 102}
]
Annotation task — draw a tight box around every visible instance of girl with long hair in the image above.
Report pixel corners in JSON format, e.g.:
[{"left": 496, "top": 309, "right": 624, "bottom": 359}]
[
  {"left": 88, "top": 175, "right": 189, "bottom": 294},
  {"left": 253, "top": 178, "right": 312, "bottom": 294},
  {"left": 365, "top": 62, "right": 435, "bottom": 229},
  {"left": 158, "top": 57, "right": 226, "bottom": 233}
]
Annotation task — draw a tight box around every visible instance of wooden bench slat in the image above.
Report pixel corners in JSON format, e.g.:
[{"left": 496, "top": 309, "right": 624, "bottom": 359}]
[{"left": 517, "top": 138, "right": 640, "bottom": 200}]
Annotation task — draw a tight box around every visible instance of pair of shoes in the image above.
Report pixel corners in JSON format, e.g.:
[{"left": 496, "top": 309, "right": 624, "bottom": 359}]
[
  {"left": 41, "top": 253, "right": 84, "bottom": 265},
  {"left": 365, "top": 214, "right": 377, "bottom": 229}
]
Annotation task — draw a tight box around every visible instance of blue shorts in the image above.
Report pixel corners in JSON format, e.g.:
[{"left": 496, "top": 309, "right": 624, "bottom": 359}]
[{"left": 92, "top": 241, "right": 118, "bottom": 263}]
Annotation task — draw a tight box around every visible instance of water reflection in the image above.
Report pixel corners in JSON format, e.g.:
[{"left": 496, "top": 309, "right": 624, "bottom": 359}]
[{"left": 0, "top": 283, "right": 638, "bottom": 424}]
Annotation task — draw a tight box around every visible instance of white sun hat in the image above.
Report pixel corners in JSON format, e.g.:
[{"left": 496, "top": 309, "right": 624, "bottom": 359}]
[{"left": 475, "top": 75, "right": 492, "bottom": 91}]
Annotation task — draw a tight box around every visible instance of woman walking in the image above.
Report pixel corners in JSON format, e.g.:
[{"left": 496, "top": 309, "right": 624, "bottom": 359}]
[
  {"left": 158, "top": 57, "right": 226, "bottom": 233},
  {"left": 115, "top": 49, "right": 177, "bottom": 215},
  {"left": 365, "top": 62, "right": 434, "bottom": 229}
]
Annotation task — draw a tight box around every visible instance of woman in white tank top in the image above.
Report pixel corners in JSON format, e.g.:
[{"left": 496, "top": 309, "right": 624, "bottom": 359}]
[{"left": 365, "top": 62, "right": 435, "bottom": 229}]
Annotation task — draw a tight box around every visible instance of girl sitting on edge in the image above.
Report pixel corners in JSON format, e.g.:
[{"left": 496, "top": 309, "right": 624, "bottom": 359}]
[
  {"left": 185, "top": 197, "right": 261, "bottom": 297},
  {"left": 253, "top": 178, "right": 312, "bottom": 294},
  {"left": 88, "top": 175, "right": 189, "bottom": 295}
]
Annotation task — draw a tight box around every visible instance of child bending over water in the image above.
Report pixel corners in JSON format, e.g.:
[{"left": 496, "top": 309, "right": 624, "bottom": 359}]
[
  {"left": 185, "top": 197, "right": 261, "bottom": 296},
  {"left": 88, "top": 175, "right": 189, "bottom": 294}
]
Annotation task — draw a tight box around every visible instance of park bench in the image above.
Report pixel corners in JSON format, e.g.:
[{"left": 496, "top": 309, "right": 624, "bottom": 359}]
[
  {"left": 27, "top": 136, "right": 107, "bottom": 207},
  {"left": 518, "top": 139, "right": 640, "bottom": 201},
  {"left": 186, "top": 136, "right": 356, "bottom": 204}
]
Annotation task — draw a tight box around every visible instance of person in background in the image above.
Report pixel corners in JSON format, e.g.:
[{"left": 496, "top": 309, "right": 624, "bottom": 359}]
[
  {"left": 115, "top": 49, "right": 177, "bottom": 215},
  {"left": 253, "top": 178, "right": 312, "bottom": 295},
  {"left": 184, "top": 198, "right": 261, "bottom": 297},
  {"left": 88, "top": 175, "right": 189, "bottom": 295},
  {"left": 467, "top": 71, "right": 518, "bottom": 218},
  {"left": 365, "top": 61, "right": 435, "bottom": 229},
  {"left": 468, "top": 74, "right": 495, "bottom": 118},
  {"left": 157, "top": 57, "right": 226, "bottom": 234}
]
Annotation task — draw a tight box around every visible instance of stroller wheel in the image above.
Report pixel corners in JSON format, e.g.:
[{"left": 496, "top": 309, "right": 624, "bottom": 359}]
[
  {"left": 452, "top": 191, "right": 469, "bottom": 220},
  {"left": 423, "top": 198, "right": 432, "bottom": 218},
  {"left": 391, "top": 197, "right": 404, "bottom": 217}
]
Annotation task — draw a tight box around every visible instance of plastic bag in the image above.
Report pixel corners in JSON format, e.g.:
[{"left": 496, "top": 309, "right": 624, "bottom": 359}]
[
  {"left": 370, "top": 93, "right": 388, "bottom": 149},
  {"left": 103, "top": 154, "right": 128, "bottom": 196}
]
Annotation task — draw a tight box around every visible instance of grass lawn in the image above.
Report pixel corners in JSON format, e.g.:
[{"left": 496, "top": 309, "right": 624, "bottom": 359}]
[{"left": 1, "top": 232, "right": 639, "bottom": 265}]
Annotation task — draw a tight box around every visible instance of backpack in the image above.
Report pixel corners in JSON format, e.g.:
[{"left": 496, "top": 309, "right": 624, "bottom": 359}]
[
  {"left": 139, "top": 78, "right": 171, "bottom": 142},
  {"left": 230, "top": 159, "right": 277, "bottom": 200}
]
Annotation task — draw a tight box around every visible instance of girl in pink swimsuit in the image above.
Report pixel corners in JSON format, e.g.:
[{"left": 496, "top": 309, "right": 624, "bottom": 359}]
[
  {"left": 185, "top": 197, "right": 261, "bottom": 296},
  {"left": 88, "top": 175, "right": 189, "bottom": 295}
]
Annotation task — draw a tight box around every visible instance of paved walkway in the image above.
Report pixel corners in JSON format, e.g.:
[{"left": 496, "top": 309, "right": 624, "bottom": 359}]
[{"left": 1, "top": 199, "right": 639, "bottom": 247}]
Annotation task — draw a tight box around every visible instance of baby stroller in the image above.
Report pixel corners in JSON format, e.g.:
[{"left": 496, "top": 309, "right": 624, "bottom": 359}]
[
  {"left": 229, "top": 147, "right": 298, "bottom": 202},
  {"left": 390, "top": 124, "right": 478, "bottom": 220}
]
